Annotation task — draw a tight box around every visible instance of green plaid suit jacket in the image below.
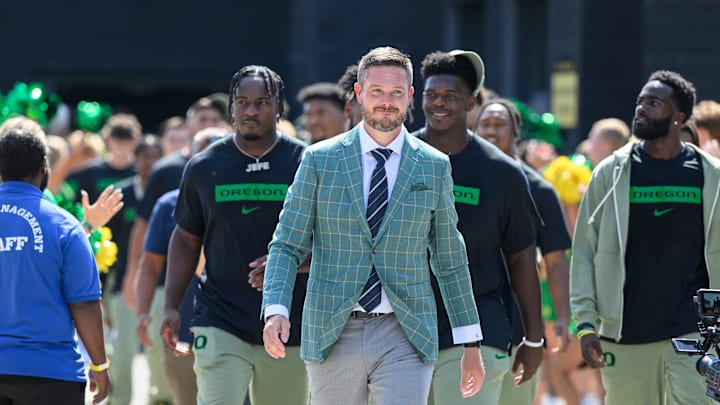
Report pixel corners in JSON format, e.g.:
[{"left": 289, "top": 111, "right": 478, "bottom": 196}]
[{"left": 262, "top": 127, "right": 479, "bottom": 364}]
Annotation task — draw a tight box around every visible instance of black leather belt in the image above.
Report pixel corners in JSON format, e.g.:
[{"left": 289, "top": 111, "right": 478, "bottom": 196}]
[{"left": 350, "top": 311, "right": 388, "bottom": 319}]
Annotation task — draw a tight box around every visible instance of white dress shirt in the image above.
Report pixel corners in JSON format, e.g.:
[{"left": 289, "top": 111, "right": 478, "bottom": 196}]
[{"left": 347, "top": 124, "right": 405, "bottom": 315}]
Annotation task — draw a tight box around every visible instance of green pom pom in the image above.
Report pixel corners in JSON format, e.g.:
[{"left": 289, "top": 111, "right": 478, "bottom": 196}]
[
  {"left": 75, "top": 101, "right": 112, "bottom": 132},
  {"left": 0, "top": 82, "right": 62, "bottom": 128},
  {"left": 512, "top": 99, "right": 564, "bottom": 149},
  {"left": 52, "top": 193, "right": 85, "bottom": 221},
  {"left": 569, "top": 153, "right": 593, "bottom": 170},
  {"left": 91, "top": 239, "right": 101, "bottom": 254}
]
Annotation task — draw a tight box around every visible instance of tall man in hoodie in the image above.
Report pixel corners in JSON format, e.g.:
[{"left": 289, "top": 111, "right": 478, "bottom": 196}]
[{"left": 571, "top": 70, "right": 719, "bottom": 405}]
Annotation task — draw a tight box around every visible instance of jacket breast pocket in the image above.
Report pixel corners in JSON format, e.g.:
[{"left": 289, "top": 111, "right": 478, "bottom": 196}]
[
  {"left": 403, "top": 190, "right": 435, "bottom": 219},
  {"left": 405, "top": 189, "right": 433, "bottom": 206}
]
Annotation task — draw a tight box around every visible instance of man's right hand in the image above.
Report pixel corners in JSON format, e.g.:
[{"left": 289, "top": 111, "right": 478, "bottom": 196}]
[
  {"left": 159, "top": 309, "right": 187, "bottom": 356},
  {"left": 580, "top": 333, "right": 606, "bottom": 368},
  {"left": 460, "top": 347, "right": 485, "bottom": 398},
  {"left": 136, "top": 313, "right": 153, "bottom": 347},
  {"left": 248, "top": 254, "right": 268, "bottom": 292},
  {"left": 263, "top": 314, "right": 290, "bottom": 359}
]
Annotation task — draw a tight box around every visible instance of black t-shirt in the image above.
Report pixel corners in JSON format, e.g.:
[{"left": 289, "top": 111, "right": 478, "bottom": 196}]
[
  {"left": 65, "top": 160, "right": 137, "bottom": 294},
  {"left": 174, "top": 134, "right": 307, "bottom": 345},
  {"left": 138, "top": 152, "right": 189, "bottom": 221},
  {"left": 106, "top": 176, "right": 141, "bottom": 294},
  {"left": 509, "top": 163, "right": 572, "bottom": 344},
  {"left": 414, "top": 132, "right": 538, "bottom": 351},
  {"left": 620, "top": 143, "right": 707, "bottom": 344},
  {"left": 65, "top": 158, "right": 137, "bottom": 202},
  {"left": 522, "top": 163, "right": 571, "bottom": 255}
]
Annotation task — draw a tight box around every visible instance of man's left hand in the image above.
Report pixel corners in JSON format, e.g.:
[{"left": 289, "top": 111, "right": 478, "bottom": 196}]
[
  {"left": 553, "top": 319, "right": 570, "bottom": 352},
  {"left": 511, "top": 343, "right": 543, "bottom": 385},
  {"left": 88, "top": 369, "right": 110, "bottom": 404},
  {"left": 460, "top": 347, "right": 485, "bottom": 398}
]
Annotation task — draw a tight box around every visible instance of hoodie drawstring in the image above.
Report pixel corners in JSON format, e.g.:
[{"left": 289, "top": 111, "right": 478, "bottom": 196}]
[{"left": 588, "top": 164, "right": 623, "bottom": 225}]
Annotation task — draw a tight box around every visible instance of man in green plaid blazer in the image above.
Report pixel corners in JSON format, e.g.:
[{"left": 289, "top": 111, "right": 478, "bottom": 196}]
[{"left": 262, "top": 46, "right": 485, "bottom": 404}]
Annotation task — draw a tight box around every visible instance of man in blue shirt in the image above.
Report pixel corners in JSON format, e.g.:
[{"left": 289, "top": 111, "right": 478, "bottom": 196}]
[{"left": 0, "top": 128, "right": 110, "bottom": 404}]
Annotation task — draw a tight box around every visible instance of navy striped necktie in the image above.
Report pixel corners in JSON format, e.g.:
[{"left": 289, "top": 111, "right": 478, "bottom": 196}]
[{"left": 358, "top": 148, "right": 392, "bottom": 312}]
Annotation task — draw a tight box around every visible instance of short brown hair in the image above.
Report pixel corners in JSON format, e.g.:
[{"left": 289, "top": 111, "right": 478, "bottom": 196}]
[
  {"left": 0, "top": 117, "right": 46, "bottom": 141},
  {"left": 186, "top": 97, "right": 228, "bottom": 122},
  {"left": 589, "top": 118, "right": 630, "bottom": 150},
  {"left": 694, "top": 100, "right": 720, "bottom": 141},
  {"left": 157, "top": 116, "right": 185, "bottom": 136},
  {"left": 45, "top": 135, "right": 69, "bottom": 169},
  {"left": 357, "top": 46, "right": 413, "bottom": 87},
  {"left": 101, "top": 113, "right": 142, "bottom": 140}
]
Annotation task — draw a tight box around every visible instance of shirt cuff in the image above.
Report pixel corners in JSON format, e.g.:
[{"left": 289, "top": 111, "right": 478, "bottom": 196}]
[
  {"left": 452, "top": 324, "right": 483, "bottom": 344},
  {"left": 264, "top": 304, "right": 289, "bottom": 321}
]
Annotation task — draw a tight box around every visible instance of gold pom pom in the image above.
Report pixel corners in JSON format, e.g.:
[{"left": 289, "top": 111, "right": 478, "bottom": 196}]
[{"left": 544, "top": 156, "right": 592, "bottom": 204}]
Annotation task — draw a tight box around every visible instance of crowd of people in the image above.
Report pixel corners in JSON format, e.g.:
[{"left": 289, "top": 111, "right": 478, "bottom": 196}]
[{"left": 2, "top": 43, "right": 720, "bottom": 405}]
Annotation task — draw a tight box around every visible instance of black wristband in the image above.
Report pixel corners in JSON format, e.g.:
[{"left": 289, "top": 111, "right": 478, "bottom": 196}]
[
  {"left": 577, "top": 322, "right": 595, "bottom": 331},
  {"left": 463, "top": 341, "right": 480, "bottom": 348}
]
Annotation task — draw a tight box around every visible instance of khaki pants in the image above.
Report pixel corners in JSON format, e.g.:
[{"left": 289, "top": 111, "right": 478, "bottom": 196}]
[
  {"left": 498, "top": 345, "right": 538, "bottom": 405},
  {"left": 428, "top": 345, "right": 510, "bottom": 405},
  {"left": 601, "top": 333, "right": 712, "bottom": 405},
  {"left": 191, "top": 326, "right": 308, "bottom": 405},
  {"left": 107, "top": 285, "right": 173, "bottom": 404},
  {"left": 164, "top": 350, "right": 197, "bottom": 405},
  {"left": 148, "top": 286, "right": 173, "bottom": 403},
  {"left": 107, "top": 292, "right": 140, "bottom": 405}
]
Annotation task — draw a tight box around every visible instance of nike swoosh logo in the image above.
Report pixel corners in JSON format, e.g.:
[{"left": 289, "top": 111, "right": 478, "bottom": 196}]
[
  {"left": 654, "top": 207, "right": 675, "bottom": 217},
  {"left": 683, "top": 159, "right": 699, "bottom": 169},
  {"left": 241, "top": 206, "right": 261, "bottom": 215},
  {"left": 494, "top": 353, "right": 507, "bottom": 360}
]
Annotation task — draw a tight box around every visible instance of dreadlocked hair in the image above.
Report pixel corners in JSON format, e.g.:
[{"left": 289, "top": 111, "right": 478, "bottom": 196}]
[
  {"left": 338, "top": 64, "right": 359, "bottom": 103},
  {"left": 228, "top": 65, "right": 286, "bottom": 120},
  {"left": 475, "top": 98, "right": 523, "bottom": 139}
]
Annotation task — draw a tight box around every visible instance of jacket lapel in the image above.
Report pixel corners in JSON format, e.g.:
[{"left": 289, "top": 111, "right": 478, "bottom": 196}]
[{"left": 338, "top": 128, "right": 374, "bottom": 243}]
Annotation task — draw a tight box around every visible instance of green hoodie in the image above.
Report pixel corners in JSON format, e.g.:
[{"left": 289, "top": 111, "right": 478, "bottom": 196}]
[{"left": 570, "top": 141, "right": 720, "bottom": 341}]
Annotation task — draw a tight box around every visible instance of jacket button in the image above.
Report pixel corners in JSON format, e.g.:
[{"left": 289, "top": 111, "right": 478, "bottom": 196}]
[{"left": 371, "top": 248, "right": 377, "bottom": 254}]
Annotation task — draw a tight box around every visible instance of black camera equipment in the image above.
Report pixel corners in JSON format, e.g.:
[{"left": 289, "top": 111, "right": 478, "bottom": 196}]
[{"left": 672, "top": 289, "right": 720, "bottom": 402}]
